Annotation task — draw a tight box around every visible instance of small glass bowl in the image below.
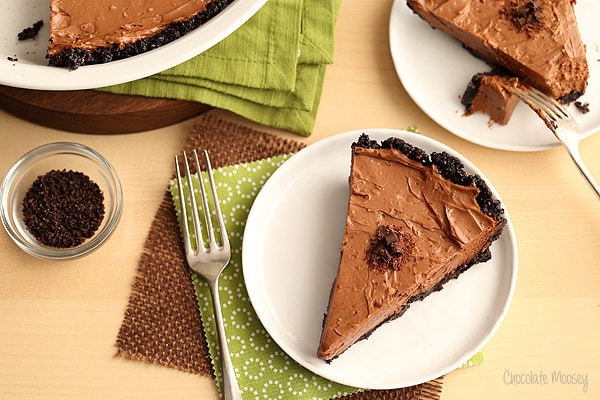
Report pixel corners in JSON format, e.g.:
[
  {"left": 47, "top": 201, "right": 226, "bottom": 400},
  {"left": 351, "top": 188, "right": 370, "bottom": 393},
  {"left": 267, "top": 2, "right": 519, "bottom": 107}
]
[{"left": 1, "top": 142, "right": 123, "bottom": 260}]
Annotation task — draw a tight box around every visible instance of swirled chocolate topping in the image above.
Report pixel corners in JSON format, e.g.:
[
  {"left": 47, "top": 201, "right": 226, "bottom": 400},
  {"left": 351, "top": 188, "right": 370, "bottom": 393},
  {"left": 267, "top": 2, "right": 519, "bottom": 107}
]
[{"left": 317, "top": 134, "right": 506, "bottom": 361}]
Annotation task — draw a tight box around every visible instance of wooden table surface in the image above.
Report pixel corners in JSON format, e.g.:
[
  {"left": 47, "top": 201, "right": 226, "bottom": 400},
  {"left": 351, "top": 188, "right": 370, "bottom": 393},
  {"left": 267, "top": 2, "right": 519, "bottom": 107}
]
[{"left": 1, "top": 1, "right": 599, "bottom": 399}]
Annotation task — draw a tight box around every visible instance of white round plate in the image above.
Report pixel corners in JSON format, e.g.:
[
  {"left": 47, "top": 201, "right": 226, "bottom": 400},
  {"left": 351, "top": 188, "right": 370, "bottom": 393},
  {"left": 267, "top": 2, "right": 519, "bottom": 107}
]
[
  {"left": 0, "top": 0, "right": 267, "bottom": 90},
  {"left": 389, "top": 0, "right": 600, "bottom": 151},
  {"left": 242, "top": 129, "right": 518, "bottom": 389}
]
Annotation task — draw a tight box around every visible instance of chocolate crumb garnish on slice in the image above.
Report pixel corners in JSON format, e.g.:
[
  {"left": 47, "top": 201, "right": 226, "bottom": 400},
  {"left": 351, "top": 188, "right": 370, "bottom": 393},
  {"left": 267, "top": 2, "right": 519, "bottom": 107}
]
[
  {"left": 503, "top": 0, "right": 544, "bottom": 33},
  {"left": 367, "top": 225, "right": 415, "bottom": 272}
]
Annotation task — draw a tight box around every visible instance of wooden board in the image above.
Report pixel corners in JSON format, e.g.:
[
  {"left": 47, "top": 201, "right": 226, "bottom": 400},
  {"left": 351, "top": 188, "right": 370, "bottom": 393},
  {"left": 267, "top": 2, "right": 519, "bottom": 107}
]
[{"left": 0, "top": 85, "right": 212, "bottom": 134}]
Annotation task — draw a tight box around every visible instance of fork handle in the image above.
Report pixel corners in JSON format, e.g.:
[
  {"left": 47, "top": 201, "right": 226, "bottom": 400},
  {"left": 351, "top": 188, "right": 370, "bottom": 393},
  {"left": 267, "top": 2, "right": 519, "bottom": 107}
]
[
  {"left": 561, "top": 137, "right": 600, "bottom": 201},
  {"left": 208, "top": 281, "right": 243, "bottom": 400}
]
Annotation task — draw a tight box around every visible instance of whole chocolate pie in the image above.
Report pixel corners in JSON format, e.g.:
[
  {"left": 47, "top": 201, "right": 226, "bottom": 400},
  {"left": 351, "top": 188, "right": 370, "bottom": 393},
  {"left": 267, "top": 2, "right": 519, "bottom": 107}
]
[{"left": 47, "top": 0, "right": 234, "bottom": 69}]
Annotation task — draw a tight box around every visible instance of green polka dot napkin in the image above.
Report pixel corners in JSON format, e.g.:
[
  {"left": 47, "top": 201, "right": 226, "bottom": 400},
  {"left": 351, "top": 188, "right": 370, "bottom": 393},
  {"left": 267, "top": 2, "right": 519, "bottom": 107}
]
[
  {"left": 170, "top": 155, "right": 359, "bottom": 399},
  {"left": 99, "top": 0, "right": 342, "bottom": 136},
  {"left": 168, "top": 152, "right": 485, "bottom": 399}
]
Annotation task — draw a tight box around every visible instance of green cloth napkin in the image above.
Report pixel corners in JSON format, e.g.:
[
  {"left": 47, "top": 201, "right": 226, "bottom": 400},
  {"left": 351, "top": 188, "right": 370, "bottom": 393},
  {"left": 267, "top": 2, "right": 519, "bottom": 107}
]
[
  {"left": 169, "top": 153, "right": 485, "bottom": 399},
  {"left": 100, "top": 0, "right": 342, "bottom": 136},
  {"left": 170, "top": 154, "right": 359, "bottom": 399}
]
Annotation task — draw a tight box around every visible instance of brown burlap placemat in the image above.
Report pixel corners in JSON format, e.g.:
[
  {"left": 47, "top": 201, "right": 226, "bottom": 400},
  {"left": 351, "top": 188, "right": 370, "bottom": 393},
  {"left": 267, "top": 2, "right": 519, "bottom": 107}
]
[{"left": 115, "top": 113, "right": 443, "bottom": 399}]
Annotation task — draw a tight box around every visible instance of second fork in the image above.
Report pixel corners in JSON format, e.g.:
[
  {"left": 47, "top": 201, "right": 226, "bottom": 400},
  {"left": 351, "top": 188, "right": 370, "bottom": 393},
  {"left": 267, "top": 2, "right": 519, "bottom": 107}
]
[{"left": 511, "top": 86, "right": 600, "bottom": 201}]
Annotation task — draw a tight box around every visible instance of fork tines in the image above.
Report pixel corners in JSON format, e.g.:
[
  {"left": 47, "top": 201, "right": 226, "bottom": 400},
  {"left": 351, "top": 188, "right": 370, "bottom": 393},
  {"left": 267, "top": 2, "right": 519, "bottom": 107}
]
[
  {"left": 174, "top": 149, "right": 229, "bottom": 254},
  {"left": 509, "top": 85, "right": 572, "bottom": 125}
]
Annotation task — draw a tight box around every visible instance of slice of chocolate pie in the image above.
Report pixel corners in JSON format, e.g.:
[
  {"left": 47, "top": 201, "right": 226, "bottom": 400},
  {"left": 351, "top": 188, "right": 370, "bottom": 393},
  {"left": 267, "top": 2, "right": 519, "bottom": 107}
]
[
  {"left": 317, "top": 134, "right": 506, "bottom": 361},
  {"left": 461, "top": 71, "right": 523, "bottom": 125},
  {"left": 406, "top": 0, "right": 589, "bottom": 104}
]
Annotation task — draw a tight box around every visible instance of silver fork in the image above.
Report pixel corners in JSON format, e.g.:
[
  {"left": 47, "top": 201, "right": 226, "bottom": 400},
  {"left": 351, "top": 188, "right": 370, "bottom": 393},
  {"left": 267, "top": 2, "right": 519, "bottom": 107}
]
[
  {"left": 510, "top": 86, "right": 600, "bottom": 201},
  {"left": 174, "top": 149, "right": 242, "bottom": 400}
]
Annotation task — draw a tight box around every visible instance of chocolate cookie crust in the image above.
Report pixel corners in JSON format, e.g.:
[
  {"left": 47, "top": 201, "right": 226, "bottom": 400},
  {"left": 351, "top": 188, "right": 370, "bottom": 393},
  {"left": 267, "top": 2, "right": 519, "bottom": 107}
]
[{"left": 353, "top": 133, "right": 505, "bottom": 221}]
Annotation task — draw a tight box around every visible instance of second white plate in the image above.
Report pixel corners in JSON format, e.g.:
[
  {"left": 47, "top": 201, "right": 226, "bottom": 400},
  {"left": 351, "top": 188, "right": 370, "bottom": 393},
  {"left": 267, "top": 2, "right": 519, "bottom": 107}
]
[
  {"left": 242, "top": 129, "right": 518, "bottom": 389},
  {"left": 389, "top": 0, "right": 600, "bottom": 151}
]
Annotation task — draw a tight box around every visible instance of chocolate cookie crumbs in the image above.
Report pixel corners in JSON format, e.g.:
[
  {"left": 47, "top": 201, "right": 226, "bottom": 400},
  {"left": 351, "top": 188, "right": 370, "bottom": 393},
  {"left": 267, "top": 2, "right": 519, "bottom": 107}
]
[
  {"left": 575, "top": 101, "right": 590, "bottom": 114},
  {"left": 22, "top": 169, "right": 105, "bottom": 248},
  {"left": 367, "top": 225, "right": 414, "bottom": 271},
  {"left": 18, "top": 20, "right": 44, "bottom": 41}
]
